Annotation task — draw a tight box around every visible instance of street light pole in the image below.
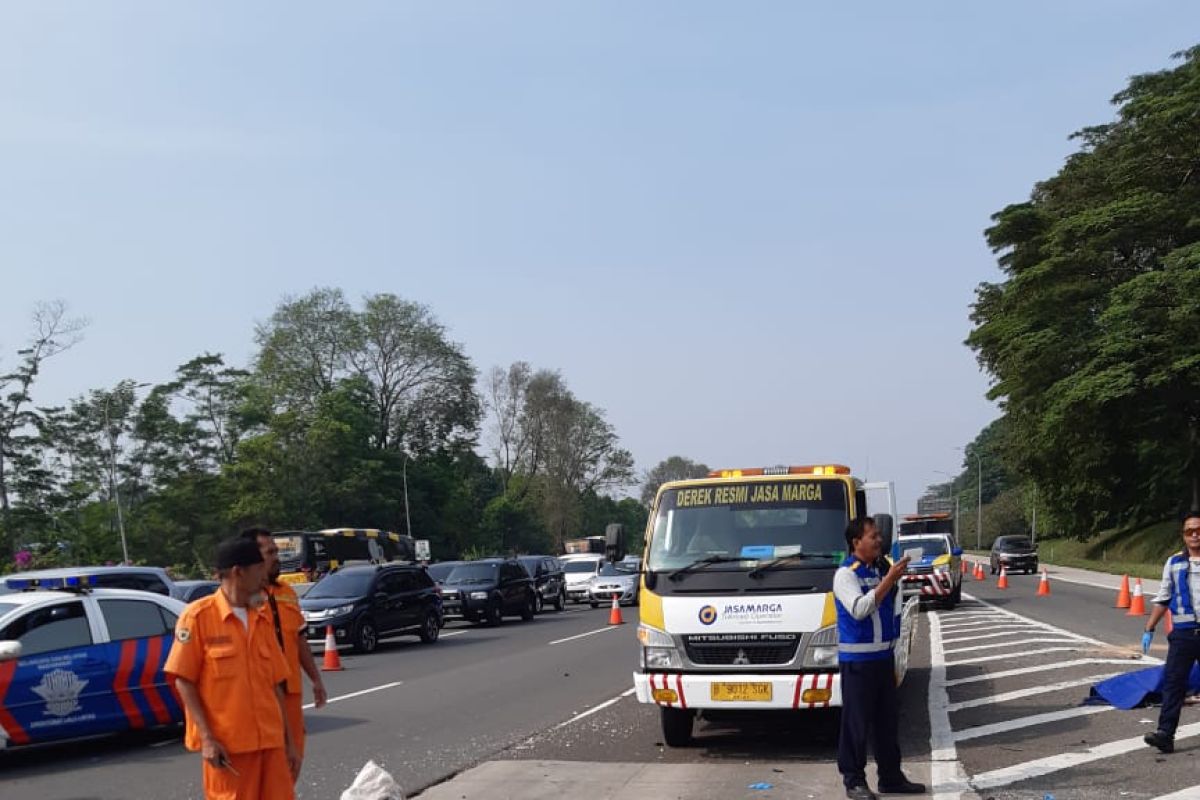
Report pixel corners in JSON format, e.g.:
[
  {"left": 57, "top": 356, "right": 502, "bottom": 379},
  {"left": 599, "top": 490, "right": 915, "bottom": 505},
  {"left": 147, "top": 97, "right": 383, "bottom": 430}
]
[
  {"left": 955, "top": 448, "right": 984, "bottom": 550},
  {"left": 102, "top": 382, "right": 149, "bottom": 565}
]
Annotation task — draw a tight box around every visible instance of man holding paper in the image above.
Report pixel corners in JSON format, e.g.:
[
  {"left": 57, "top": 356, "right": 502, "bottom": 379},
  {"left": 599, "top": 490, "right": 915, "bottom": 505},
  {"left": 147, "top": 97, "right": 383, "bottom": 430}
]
[{"left": 832, "top": 516, "right": 924, "bottom": 800}]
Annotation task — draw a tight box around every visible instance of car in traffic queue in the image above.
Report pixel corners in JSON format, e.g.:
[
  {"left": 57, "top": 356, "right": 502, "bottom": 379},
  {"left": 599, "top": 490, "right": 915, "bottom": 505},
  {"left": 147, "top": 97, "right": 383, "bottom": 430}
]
[
  {"left": 174, "top": 580, "right": 219, "bottom": 603},
  {"left": 587, "top": 562, "right": 640, "bottom": 607},
  {"left": 517, "top": 555, "right": 566, "bottom": 613},
  {"left": 990, "top": 535, "right": 1039, "bottom": 575},
  {"left": 425, "top": 560, "right": 465, "bottom": 590},
  {"left": 0, "top": 574, "right": 186, "bottom": 749},
  {"left": 897, "top": 532, "right": 963, "bottom": 608},
  {"left": 301, "top": 563, "right": 443, "bottom": 654},
  {"left": 438, "top": 559, "right": 537, "bottom": 625},
  {"left": 562, "top": 556, "right": 604, "bottom": 604}
]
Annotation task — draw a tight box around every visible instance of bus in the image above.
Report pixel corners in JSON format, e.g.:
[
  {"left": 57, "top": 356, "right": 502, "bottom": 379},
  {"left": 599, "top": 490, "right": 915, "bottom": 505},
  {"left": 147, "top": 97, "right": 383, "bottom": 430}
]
[
  {"left": 633, "top": 464, "right": 918, "bottom": 746},
  {"left": 274, "top": 528, "right": 416, "bottom": 585}
]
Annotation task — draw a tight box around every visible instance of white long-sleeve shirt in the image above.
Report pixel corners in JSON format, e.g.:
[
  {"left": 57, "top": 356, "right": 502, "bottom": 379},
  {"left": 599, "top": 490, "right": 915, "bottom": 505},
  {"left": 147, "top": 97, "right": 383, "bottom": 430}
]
[
  {"left": 1153, "top": 556, "right": 1200, "bottom": 606},
  {"left": 834, "top": 563, "right": 880, "bottom": 620}
]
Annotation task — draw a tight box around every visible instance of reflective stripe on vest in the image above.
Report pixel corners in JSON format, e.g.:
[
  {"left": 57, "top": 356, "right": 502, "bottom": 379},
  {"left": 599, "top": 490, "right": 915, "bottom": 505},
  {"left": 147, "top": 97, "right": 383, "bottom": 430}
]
[
  {"left": 1168, "top": 554, "right": 1200, "bottom": 629},
  {"left": 836, "top": 557, "right": 901, "bottom": 661}
]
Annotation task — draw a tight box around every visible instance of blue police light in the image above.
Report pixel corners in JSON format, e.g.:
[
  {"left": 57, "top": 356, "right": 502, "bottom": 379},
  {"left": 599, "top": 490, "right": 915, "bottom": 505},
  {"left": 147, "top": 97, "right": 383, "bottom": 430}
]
[{"left": 4, "top": 574, "right": 94, "bottom": 591}]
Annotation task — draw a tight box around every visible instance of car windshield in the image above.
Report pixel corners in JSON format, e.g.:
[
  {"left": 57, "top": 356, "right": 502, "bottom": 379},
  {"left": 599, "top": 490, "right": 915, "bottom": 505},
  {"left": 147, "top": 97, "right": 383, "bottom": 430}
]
[
  {"left": 274, "top": 535, "right": 304, "bottom": 562},
  {"left": 899, "top": 537, "right": 949, "bottom": 557},
  {"left": 305, "top": 570, "right": 374, "bottom": 599},
  {"left": 564, "top": 560, "right": 600, "bottom": 573},
  {"left": 647, "top": 480, "right": 849, "bottom": 571},
  {"left": 1001, "top": 537, "right": 1033, "bottom": 550},
  {"left": 598, "top": 564, "right": 634, "bottom": 577},
  {"left": 426, "top": 563, "right": 460, "bottom": 582},
  {"left": 446, "top": 563, "right": 498, "bottom": 583},
  {"left": 517, "top": 559, "right": 540, "bottom": 576}
]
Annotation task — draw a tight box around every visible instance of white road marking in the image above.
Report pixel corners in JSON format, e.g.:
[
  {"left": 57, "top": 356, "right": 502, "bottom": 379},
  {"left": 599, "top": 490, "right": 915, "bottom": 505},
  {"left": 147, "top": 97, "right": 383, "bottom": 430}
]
[
  {"left": 939, "top": 621, "right": 1024, "bottom": 632},
  {"left": 946, "top": 673, "right": 1124, "bottom": 711},
  {"left": 945, "top": 658, "right": 1147, "bottom": 687},
  {"left": 302, "top": 680, "right": 403, "bottom": 710},
  {"left": 941, "top": 629, "right": 1051, "bottom": 644},
  {"left": 554, "top": 687, "right": 638, "bottom": 729},
  {"left": 549, "top": 625, "right": 620, "bottom": 645},
  {"left": 971, "top": 721, "right": 1200, "bottom": 790},
  {"left": 946, "top": 646, "right": 1083, "bottom": 666},
  {"left": 440, "top": 630, "right": 470, "bottom": 638},
  {"left": 961, "top": 593, "right": 1139, "bottom": 651},
  {"left": 149, "top": 737, "right": 180, "bottom": 748},
  {"left": 944, "top": 638, "right": 1079, "bottom": 656},
  {"left": 927, "top": 611, "right": 969, "bottom": 800},
  {"left": 1151, "top": 785, "right": 1200, "bottom": 800},
  {"left": 952, "top": 705, "right": 1112, "bottom": 742}
]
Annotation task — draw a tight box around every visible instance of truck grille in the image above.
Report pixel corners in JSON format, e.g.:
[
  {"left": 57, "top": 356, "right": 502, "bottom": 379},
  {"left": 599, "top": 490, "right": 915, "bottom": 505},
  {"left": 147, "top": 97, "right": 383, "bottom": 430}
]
[{"left": 683, "top": 633, "right": 801, "bottom": 666}]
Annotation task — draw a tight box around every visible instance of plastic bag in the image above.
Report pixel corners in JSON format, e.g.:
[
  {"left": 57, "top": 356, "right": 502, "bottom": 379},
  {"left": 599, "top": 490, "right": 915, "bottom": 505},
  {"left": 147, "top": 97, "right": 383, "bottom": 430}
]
[{"left": 340, "top": 760, "right": 404, "bottom": 800}]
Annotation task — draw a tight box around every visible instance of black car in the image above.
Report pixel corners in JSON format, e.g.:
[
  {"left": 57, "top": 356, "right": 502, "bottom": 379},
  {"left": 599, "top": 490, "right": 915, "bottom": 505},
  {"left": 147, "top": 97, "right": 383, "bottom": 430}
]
[
  {"left": 426, "top": 560, "right": 465, "bottom": 589},
  {"left": 990, "top": 535, "right": 1039, "bottom": 575},
  {"left": 301, "top": 564, "right": 443, "bottom": 653},
  {"left": 517, "top": 555, "right": 566, "bottom": 613},
  {"left": 176, "top": 579, "right": 220, "bottom": 602},
  {"left": 439, "top": 559, "right": 537, "bottom": 625}
]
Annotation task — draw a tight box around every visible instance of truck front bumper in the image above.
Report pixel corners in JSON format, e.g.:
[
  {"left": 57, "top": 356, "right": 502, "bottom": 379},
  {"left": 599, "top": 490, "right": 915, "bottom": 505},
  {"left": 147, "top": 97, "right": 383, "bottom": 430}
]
[{"left": 633, "top": 670, "right": 841, "bottom": 711}]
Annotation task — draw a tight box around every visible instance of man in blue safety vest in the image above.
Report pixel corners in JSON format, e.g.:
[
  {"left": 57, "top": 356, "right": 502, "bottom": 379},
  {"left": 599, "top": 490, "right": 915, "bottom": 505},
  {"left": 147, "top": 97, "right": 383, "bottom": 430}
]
[
  {"left": 833, "top": 516, "right": 925, "bottom": 800},
  {"left": 1142, "top": 510, "right": 1200, "bottom": 753}
]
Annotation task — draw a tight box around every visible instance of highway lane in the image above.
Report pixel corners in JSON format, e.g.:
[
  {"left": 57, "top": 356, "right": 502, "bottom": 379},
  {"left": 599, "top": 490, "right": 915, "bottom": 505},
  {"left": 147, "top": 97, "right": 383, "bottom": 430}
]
[{"left": 0, "top": 603, "right": 637, "bottom": 800}]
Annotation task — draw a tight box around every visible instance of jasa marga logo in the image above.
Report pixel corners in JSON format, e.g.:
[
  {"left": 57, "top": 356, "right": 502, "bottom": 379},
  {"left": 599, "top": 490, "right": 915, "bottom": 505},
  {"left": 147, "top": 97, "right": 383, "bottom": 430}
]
[{"left": 698, "top": 605, "right": 718, "bottom": 625}]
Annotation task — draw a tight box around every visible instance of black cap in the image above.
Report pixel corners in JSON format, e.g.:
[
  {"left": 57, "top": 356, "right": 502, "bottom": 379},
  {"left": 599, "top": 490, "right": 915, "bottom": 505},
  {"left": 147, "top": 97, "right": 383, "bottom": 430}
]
[{"left": 215, "top": 537, "right": 265, "bottom": 570}]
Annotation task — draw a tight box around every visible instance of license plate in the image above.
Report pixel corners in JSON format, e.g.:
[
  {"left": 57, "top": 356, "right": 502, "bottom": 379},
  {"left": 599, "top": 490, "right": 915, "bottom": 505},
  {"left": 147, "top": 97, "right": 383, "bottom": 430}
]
[{"left": 710, "top": 682, "right": 772, "bottom": 702}]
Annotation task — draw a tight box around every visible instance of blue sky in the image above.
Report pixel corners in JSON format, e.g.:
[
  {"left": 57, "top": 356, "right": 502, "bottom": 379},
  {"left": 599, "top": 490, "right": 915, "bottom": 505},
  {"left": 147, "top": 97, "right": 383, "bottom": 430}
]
[{"left": 1, "top": 2, "right": 1196, "bottom": 513}]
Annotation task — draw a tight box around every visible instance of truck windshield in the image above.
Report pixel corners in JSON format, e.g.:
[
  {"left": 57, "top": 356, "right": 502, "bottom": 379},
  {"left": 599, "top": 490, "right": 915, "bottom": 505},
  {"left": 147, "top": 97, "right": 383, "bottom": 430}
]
[{"left": 647, "top": 480, "right": 849, "bottom": 572}]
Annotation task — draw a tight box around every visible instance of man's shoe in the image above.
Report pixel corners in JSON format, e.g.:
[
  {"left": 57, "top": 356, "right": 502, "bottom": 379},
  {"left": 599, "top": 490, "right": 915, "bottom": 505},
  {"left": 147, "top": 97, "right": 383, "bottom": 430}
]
[
  {"left": 878, "top": 777, "right": 927, "bottom": 794},
  {"left": 1145, "top": 730, "right": 1175, "bottom": 753},
  {"left": 845, "top": 784, "right": 878, "bottom": 800}
]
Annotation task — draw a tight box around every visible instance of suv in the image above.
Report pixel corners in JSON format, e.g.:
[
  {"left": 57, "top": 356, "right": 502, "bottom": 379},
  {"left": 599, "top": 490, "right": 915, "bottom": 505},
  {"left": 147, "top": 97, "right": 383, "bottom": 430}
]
[
  {"left": 301, "top": 564, "right": 443, "bottom": 653},
  {"left": 898, "top": 533, "right": 963, "bottom": 608},
  {"left": 517, "top": 555, "right": 566, "bottom": 613},
  {"left": 990, "top": 536, "right": 1038, "bottom": 575},
  {"left": 439, "top": 559, "right": 536, "bottom": 625}
]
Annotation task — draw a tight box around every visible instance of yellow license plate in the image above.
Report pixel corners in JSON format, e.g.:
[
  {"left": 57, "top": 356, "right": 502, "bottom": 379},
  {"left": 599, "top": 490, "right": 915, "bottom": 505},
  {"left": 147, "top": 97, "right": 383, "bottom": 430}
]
[{"left": 710, "top": 682, "right": 772, "bottom": 702}]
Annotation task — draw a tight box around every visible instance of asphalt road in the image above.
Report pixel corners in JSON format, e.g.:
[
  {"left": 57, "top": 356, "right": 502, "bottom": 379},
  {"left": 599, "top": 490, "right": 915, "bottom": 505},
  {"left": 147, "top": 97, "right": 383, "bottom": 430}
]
[{"left": 0, "top": 602, "right": 637, "bottom": 799}]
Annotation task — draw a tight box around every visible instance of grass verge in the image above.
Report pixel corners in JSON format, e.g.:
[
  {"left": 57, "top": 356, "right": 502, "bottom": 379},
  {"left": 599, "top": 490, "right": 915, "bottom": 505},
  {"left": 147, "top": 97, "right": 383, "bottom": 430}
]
[{"left": 966, "top": 519, "right": 1178, "bottom": 581}]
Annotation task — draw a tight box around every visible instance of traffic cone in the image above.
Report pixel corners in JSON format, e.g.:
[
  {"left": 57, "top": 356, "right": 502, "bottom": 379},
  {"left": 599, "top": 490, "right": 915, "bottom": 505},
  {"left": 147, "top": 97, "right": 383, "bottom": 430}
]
[
  {"left": 321, "top": 624, "right": 344, "bottom": 671},
  {"left": 1126, "top": 579, "right": 1147, "bottom": 616},
  {"left": 1037, "top": 567, "right": 1051, "bottom": 596},
  {"left": 1115, "top": 575, "right": 1131, "bottom": 609},
  {"left": 608, "top": 593, "right": 624, "bottom": 625},
  {"left": 1166, "top": 610, "right": 1175, "bottom": 635},
  {"left": 997, "top": 566, "right": 1009, "bottom": 590},
  {"left": 974, "top": 562, "right": 985, "bottom": 581}
]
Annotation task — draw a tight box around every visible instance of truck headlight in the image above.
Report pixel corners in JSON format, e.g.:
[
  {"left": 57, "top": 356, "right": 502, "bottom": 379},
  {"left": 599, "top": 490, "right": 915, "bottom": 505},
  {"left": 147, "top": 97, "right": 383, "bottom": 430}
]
[
  {"left": 469, "top": 591, "right": 489, "bottom": 600},
  {"left": 638, "top": 624, "right": 681, "bottom": 669},
  {"left": 803, "top": 624, "right": 839, "bottom": 668}
]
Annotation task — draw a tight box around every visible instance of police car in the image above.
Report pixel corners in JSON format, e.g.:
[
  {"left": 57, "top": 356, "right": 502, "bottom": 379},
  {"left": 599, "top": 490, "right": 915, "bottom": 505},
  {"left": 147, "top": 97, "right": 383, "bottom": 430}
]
[{"left": 0, "top": 574, "right": 187, "bottom": 749}]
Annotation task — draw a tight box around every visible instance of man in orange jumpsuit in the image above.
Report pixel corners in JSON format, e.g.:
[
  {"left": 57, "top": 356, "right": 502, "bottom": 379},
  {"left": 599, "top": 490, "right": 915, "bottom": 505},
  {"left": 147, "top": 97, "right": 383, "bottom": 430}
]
[
  {"left": 242, "top": 527, "right": 328, "bottom": 772},
  {"left": 166, "top": 537, "right": 300, "bottom": 800}
]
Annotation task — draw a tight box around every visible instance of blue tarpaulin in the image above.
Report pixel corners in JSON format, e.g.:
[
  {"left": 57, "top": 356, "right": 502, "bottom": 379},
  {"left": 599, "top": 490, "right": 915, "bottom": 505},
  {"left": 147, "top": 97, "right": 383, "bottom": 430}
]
[{"left": 1089, "top": 664, "right": 1200, "bottom": 710}]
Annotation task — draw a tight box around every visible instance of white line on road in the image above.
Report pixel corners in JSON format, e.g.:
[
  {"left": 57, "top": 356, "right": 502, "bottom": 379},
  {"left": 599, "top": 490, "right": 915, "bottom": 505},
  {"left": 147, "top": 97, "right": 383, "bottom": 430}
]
[
  {"left": 938, "top": 621, "right": 1024, "bottom": 632},
  {"left": 302, "top": 681, "right": 403, "bottom": 710},
  {"left": 943, "top": 638, "right": 1079, "bottom": 655},
  {"left": 971, "top": 721, "right": 1200, "bottom": 790},
  {"left": 440, "top": 630, "right": 470, "bottom": 638},
  {"left": 941, "top": 629, "right": 1052, "bottom": 645},
  {"left": 946, "top": 646, "right": 1083, "bottom": 666},
  {"left": 549, "top": 626, "right": 620, "bottom": 645},
  {"left": 952, "top": 705, "right": 1112, "bottom": 742},
  {"left": 945, "top": 658, "right": 1147, "bottom": 687},
  {"left": 946, "top": 673, "right": 1124, "bottom": 712},
  {"left": 554, "top": 687, "right": 638, "bottom": 729},
  {"left": 927, "top": 611, "right": 968, "bottom": 800},
  {"left": 961, "top": 593, "right": 1140, "bottom": 652},
  {"left": 1151, "top": 785, "right": 1200, "bottom": 800}
]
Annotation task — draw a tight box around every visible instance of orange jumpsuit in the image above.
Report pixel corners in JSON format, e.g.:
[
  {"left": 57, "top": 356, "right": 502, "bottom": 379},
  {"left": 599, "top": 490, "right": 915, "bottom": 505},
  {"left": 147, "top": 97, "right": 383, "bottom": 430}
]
[
  {"left": 165, "top": 589, "right": 294, "bottom": 800},
  {"left": 267, "top": 582, "right": 309, "bottom": 761}
]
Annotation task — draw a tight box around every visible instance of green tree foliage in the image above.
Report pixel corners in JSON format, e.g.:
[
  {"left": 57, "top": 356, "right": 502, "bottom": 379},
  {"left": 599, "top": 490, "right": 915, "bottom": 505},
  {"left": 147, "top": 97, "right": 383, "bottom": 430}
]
[
  {"left": 639, "top": 456, "right": 711, "bottom": 507},
  {"left": 968, "top": 47, "right": 1200, "bottom": 536}
]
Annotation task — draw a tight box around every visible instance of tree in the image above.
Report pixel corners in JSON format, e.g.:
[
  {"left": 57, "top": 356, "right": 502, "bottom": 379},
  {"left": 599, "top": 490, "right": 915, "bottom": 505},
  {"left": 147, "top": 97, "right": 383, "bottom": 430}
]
[
  {"left": 0, "top": 302, "right": 86, "bottom": 558},
  {"left": 639, "top": 456, "right": 711, "bottom": 506},
  {"left": 968, "top": 46, "right": 1200, "bottom": 535}
]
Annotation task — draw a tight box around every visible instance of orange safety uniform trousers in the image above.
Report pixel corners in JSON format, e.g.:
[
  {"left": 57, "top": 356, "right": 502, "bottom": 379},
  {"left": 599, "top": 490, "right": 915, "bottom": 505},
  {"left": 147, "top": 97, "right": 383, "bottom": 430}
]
[
  {"left": 202, "top": 747, "right": 294, "bottom": 800},
  {"left": 284, "top": 692, "right": 305, "bottom": 762}
]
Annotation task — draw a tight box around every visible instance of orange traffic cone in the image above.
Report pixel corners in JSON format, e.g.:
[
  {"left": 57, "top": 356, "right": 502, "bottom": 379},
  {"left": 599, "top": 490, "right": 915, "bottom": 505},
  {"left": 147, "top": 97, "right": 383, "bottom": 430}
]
[
  {"left": 974, "top": 562, "right": 986, "bottom": 581},
  {"left": 997, "top": 566, "right": 1009, "bottom": 590},
  {"left": 1166, "top": 610, "right": 1175, "bottom": 634},
  {"left": 321, "top": 624, "right": 344, "bottom": 671},
  {"left": 1037, "top": 567, "right": 1051, "bottom": 596},
  {"left": 1126, "top": 579, "right": 1147, "bottom": 616},
  {"left": 1115, "top": 575, "right": 1131, "bottom": 609},
  {"left": 608, "top": 593, "right": 624, "bottom": 625}
]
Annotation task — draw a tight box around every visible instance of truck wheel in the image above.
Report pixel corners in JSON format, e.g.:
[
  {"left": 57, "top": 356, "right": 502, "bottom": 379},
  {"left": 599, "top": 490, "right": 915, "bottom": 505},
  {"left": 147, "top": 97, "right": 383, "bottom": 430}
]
[
  {"left": 944, "top": 583, "right": 961, "bottom": 610},
  {"left": 660, "top": 707, "right": 694, "bottom": 747}
]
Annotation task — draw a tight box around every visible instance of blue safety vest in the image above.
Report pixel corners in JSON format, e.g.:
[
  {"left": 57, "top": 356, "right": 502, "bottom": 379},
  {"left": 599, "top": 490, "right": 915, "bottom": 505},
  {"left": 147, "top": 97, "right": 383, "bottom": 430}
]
[
  {"left": 835, "top": 556, "right": 901, "bottom": 662},
  {"left": 1165, "top": 552, "right": 1200, "bottom": 630}
]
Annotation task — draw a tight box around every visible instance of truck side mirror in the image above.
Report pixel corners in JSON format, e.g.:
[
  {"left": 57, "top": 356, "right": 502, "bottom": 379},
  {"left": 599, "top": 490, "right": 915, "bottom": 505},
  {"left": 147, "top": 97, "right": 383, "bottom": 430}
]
[{"left": 875, "top": 513, "right": 894, "bottom": 556}]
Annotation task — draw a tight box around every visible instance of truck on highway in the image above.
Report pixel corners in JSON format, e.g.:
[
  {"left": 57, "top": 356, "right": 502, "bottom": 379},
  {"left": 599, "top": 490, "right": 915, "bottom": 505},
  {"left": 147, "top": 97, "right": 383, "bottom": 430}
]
[{"left": 633, "top": 464, "right": 918, "bottom": 746}]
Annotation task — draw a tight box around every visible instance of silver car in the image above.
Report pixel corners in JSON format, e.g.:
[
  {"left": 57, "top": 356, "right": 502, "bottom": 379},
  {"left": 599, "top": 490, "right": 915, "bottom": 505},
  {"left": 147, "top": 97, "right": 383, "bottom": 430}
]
[{"left": 588, "top": 562, "right": 640, "bottom": 607}]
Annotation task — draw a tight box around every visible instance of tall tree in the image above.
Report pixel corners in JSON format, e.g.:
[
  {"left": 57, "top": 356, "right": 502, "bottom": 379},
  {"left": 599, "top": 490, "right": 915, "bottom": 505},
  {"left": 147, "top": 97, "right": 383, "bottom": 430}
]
[{"left": 639, "top": 456, "right": 711, "bottom": 506}]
